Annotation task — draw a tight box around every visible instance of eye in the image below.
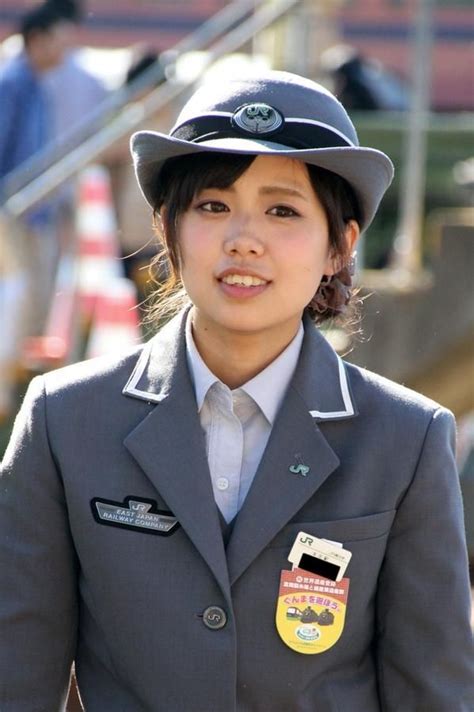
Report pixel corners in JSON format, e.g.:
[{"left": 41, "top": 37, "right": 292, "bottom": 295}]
[
  {"left": 196, "top": 200, "right": 229, "bottom": 213},
  {"left": 268, "top": 205, "right": 300, "bottom": 218}
]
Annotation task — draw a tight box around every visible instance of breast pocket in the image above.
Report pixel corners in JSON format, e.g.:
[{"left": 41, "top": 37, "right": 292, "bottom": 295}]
[{"left": 268, "top": 509, "right": 396, "bottom": 549}]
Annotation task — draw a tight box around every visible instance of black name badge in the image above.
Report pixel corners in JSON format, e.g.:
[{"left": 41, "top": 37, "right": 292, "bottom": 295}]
[{"left": 91, "top": 496, "right": 179, "bottom": 536}]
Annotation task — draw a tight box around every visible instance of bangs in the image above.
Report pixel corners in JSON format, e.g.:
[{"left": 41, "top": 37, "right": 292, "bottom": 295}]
[{"left": 152, "top": 152, "right": 256, "bottom": 216}]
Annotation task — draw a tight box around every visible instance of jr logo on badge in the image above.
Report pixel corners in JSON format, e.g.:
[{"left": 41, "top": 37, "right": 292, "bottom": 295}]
[{"left": 91, "top": 496, "right": 179, "bottom": 536}]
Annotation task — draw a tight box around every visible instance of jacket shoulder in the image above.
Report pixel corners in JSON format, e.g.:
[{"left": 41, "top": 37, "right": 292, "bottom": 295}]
[
  {"left": 344, "top": 360, "right": 452, "bottom": 422},
  {"left": 40, "top": 344, "right": 145, "bottom": 400}
]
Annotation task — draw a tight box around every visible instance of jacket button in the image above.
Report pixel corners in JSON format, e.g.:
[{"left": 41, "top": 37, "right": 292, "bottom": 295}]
[{"left": 202, "top": 605, "right": 227, "bottom": 630}]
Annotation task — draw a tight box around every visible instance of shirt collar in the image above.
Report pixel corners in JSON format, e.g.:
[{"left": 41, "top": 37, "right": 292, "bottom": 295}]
[{"left": 185, "top": 312, "right": 304, "bottom": 425}]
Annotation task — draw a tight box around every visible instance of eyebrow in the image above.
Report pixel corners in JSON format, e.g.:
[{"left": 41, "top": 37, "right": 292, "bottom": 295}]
[
  {"left": 200, "top": 183, "right": 309, "bottom": 201},
  {"left": 258, "top": 185, "right": 309, "bottom": 201}
]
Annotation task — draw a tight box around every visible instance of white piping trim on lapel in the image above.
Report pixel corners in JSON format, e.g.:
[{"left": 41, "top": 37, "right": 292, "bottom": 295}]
[
  {"left": 309, "top": 356, "right": 355, "bottom": 420},
  {"left": 122, "top": 341, "right": 165, "bottom": 403}
]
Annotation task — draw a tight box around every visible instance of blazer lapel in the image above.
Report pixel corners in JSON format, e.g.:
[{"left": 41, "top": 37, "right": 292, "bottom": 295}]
[
  {"left": 122, "top": 311, "right": 230, "bottom": 599},
  {"left": 226, "top": 388, "right": 339, "bottom": 586},
  {"left": 227, "top": 321, "right": 358, "bottom": 586}
]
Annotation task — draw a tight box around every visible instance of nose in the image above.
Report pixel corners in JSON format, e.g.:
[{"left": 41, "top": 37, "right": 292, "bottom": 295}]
[{"left": 223, "top": 216, "right": 264, "bottom": 257}]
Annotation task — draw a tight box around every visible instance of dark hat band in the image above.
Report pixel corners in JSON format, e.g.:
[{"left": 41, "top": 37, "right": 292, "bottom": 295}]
[{"left": 171, "top": 113, "right": 353, "bottom": 151}]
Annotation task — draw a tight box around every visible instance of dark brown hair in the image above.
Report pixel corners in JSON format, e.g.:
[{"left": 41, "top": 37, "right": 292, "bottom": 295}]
[{"left": 146, "top": 152, "right": 362, "bottom": 326}]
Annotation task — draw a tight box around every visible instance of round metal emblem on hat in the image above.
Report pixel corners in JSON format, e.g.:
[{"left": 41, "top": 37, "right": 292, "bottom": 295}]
[{"left": 232, "top": 103, "right": 283, "bottom": 135}]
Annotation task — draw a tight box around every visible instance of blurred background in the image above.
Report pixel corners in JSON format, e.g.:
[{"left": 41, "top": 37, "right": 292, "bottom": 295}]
[
  {"left": 1, "top": 0, "right": 473, "bottom": 559},
  {"left": 0, "top": 2, "right": 473, "bottom": 705}
]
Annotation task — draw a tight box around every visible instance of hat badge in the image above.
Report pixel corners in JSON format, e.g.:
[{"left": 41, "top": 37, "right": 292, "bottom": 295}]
[{"left": 232, "top": 103, "right": 283, "bottom": 135}]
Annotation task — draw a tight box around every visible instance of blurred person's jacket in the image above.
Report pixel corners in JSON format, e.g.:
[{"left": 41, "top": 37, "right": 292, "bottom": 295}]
[{"left": 0, "top": 50, "right": 57, "bottom": 227}]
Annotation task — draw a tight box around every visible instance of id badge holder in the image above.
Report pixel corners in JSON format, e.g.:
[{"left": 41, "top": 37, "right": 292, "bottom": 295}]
[{"left": 275, "top": 531, "right": 351, "bottom": 654}]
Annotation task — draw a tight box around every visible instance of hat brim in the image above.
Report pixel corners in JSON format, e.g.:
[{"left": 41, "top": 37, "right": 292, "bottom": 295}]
[{"left": 131, "top": 130, "right": 394, "bottom": 232}]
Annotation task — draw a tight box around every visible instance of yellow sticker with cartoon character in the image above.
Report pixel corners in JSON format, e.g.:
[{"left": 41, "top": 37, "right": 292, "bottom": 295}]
[{"left": 275, "top": 569, "right": 349, "bottom": 654}]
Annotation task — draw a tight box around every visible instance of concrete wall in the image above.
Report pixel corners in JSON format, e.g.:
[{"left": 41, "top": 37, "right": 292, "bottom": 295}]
[{"left": 348, "top": 221, "right": 474, "bottom": 416}]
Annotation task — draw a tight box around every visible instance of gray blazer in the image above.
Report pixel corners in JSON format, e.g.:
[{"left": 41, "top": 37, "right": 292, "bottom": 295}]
[{"left": 1, "top": 311, "right": 472, "bottom": 711}]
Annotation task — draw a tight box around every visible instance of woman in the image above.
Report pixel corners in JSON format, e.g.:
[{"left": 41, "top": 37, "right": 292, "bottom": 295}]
[{"left": 1, "top": 71, "right": 472, "bottom": 711}]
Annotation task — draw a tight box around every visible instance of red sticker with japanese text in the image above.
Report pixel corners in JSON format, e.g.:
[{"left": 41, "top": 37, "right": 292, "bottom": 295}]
[{"left": 275, "top": 568, "right": 349, "bottom": 654}]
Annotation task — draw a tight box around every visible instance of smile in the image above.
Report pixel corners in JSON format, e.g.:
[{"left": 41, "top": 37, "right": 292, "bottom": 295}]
[{"left": 220, "top": 274, "right": 268, "bottom": 287}]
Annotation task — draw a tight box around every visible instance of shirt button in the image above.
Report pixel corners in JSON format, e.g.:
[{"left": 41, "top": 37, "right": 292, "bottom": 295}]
[
  {"left": 216, "top": 477, "right": 229, "bottom": 491},
  {"left": 202, "top": 606, "right": 227, "bottom": 630}
]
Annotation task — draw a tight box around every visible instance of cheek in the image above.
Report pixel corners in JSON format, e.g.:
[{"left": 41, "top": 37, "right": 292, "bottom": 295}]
[
  {"left": 286, "top": 232, "right": 331, "bottom": 274},
  {"left": 178, "top": 216, "right": 207, "bottom": 257},
  {"left": 178, "top": 235, "right": 203, "bottom": 271},
  {"left": 177, "top": 229, "right": 214, "bottom": 286},
  {"left": 300, "top": 237, "right": 332, "bottom": 295},
  {"left": 175, "top": 221, "right": 195, "bottom": 268}
]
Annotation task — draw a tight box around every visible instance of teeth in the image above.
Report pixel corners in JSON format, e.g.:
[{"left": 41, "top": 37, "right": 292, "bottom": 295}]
[{"left": 222, "top": 274, "right": 266, "bottom": 286}]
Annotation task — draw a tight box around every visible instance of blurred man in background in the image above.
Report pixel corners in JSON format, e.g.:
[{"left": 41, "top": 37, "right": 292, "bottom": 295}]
[
  {"left": 42, "top": 0, "right": 108, "bottom": 248},
  {"left": 42, "top": 0, "right": 108, "bottom": 168},
  {"left": 0, "top": 3, "right": 72, "bottom": 420}
]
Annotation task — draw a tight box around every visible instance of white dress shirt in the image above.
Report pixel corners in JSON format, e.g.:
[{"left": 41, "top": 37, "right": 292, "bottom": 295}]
[{"left": 185, "top": 315, "right": 304, "bottom": 522}]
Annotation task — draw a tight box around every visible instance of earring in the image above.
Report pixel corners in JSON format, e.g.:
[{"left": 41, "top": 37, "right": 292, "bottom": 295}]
[{"left": 348, "top": 252, "right": 356, "bottom": 276}]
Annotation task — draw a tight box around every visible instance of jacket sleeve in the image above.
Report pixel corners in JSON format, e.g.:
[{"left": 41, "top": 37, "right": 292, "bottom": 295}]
[
  {"left": 375, "top": 407, "right": 474, "bottom": 711},
  {"left": 0, "top": 376, "right": 78, "bottom": 711}
]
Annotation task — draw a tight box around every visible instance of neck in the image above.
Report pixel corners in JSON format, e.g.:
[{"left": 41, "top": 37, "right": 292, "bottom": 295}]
[
  {"left": 190, "top": 310, "right": 302, "bottom": 389},
  {"left": 25, "top": 48, "right": 46, "bottom": 74}
]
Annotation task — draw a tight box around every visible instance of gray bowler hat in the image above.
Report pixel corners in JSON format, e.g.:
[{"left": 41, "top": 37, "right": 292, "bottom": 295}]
[{"left": 130, "top": 71, "right": 394, "bottom": 231}]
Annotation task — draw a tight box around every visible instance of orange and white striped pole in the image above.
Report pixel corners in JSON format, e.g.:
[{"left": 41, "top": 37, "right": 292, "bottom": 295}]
[
  {"left": 76, "top": 164, "right": 123, "bottom": 319},
  {"left": 86, "top": 277, "right": 142, "bottom": 359}
]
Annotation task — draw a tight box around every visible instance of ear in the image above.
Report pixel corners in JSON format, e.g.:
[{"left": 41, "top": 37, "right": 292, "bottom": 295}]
[
  {"left": 324, "top": 220, "right": 360, "bottom": 275},
  {"left": 344, "top": 219, "right": 360, "bottom": 254}
]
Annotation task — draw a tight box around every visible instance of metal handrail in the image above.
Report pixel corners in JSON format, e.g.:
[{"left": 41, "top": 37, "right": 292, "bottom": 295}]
[{"left": 2, "top": 0, "right": 302, "bottom": 219}]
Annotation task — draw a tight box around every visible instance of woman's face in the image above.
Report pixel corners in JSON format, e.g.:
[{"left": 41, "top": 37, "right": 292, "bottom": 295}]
[{"left": 176, "top": 154, "right": 339, "bottom": 347}]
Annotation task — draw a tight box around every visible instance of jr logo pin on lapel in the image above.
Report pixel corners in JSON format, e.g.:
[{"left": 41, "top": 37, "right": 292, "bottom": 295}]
[
  {"left": 289, "top": 464, "right": 310, "bottom": 476},
  {"left": 275, "top": 531, "right": 351, "bottom": 654},
  {"left": 289, "top": 453, "right": 310, "bottom": 476},
  {"left": 91, "top": 496, "right": 179, "bottom": 536}
]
